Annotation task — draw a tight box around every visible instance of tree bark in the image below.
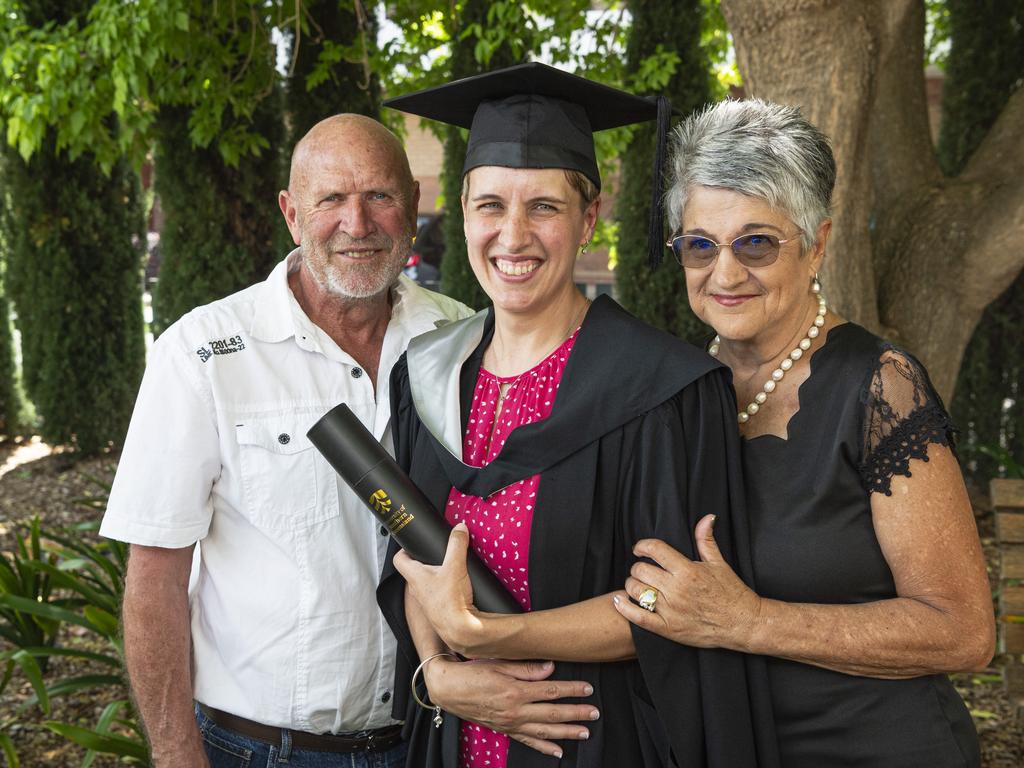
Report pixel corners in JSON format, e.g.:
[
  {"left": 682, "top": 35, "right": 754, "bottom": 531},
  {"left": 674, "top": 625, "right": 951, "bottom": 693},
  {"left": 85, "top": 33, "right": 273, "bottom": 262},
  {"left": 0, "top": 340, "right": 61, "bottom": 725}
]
[{"left": 720, "top": 0, "right": 1024, "bottom": 400}]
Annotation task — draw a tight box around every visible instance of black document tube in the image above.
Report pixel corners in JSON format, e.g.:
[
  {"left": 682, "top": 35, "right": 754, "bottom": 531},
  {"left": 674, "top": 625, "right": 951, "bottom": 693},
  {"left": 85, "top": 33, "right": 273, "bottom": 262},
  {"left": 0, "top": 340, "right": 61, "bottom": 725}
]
[{"left": 308, "top": 403, "right": 522, "bottom": 614}]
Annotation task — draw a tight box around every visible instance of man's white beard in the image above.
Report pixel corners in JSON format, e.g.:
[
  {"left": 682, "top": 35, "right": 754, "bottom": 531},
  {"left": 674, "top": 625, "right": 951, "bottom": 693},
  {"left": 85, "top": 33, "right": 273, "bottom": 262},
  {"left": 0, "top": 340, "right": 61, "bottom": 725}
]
[{"left": 303, "top": 232, "right": 411, "bottom": 299}]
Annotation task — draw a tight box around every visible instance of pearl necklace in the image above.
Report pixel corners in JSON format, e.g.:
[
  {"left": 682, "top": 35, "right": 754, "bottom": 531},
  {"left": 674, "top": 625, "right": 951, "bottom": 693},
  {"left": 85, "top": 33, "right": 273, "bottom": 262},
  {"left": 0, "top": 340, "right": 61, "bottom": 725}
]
[{"left": 710, "top": 290, "right": 827, "bottom": 423}]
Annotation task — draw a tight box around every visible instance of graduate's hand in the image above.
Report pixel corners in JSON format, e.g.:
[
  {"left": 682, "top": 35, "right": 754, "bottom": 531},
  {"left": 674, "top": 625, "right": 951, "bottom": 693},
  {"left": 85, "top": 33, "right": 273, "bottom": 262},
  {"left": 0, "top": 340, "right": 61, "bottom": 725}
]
[
  {"left": 612, "top": 514, "right": 763, "bottom": 650},
  {"left": 393, "top": 523, "right": 483, "bottom": 654},
  {"left": 424, "top": 656, "right": 599, "bottom": 759}
]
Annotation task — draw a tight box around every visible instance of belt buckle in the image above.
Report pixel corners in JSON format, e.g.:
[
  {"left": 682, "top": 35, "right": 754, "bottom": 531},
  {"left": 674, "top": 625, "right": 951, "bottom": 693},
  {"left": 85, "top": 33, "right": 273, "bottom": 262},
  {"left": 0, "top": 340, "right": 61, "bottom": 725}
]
[{"left": 365, "top": 732, "right": 375, "bottom": 752}]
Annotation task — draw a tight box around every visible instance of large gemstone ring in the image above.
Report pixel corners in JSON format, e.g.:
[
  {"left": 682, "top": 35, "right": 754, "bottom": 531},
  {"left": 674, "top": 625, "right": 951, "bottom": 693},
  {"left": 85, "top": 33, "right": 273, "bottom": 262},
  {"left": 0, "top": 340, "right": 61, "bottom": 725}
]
[{"left": 638, "top": 588, "right": 658, "bottom": 612}]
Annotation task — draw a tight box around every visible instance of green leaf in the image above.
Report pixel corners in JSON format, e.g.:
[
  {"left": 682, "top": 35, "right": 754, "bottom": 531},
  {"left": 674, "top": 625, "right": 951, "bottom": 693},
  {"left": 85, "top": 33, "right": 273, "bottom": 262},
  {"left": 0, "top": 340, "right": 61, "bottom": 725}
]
[
  {"left": 69, "top": 109, "right": 85, "bottom": 137},
  {"left": 6, "top": 114, "right": 20, "bottom": 148},
  {"left": 11, "top": 649, "right": 49, "bottom": 715},
  {"left": 27, "top": 561, "right": 114, "bottom": 611},
  {"left": 39, "top": 673, "right": 123, "bottom": 699},
  {"left": 95, "top": 699, "right": 129, "bottom": 731},
  {"left": 0, "top": 594, "right": 88, "bottom": 630},
  {"left": 969, "top": 708, "right": 999, "bottom": 720},
  {"left": 0, "top": 645, "right": 121, "bottom": 668},
  {"left": 0, "top": 730, "right": 20, "bottom": 768},
  {"left": 43, "top": 722, "right": 149, "bottom": 761},
  {"left": 175, "top": 11, "right": 189, "bottom": 32},
  {"left": 0, "top": 658, "right": 13, "bottom": 698},
  {"left": 83, "top": 606, "right": 119, "bottom": 638}
]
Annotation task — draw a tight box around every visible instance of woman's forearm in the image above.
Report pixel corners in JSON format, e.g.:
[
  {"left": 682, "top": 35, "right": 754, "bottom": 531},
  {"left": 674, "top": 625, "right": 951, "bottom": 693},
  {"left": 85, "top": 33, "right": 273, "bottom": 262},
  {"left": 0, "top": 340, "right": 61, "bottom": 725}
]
[
  {"left": 743, "top": 595, "right": 994, "bottom": 678},
  {"left": 452, "top": 593, "right": 636, "bottom": 662},
  {"left": 406, "top": 586, "right": 450, "bottom": 660}
]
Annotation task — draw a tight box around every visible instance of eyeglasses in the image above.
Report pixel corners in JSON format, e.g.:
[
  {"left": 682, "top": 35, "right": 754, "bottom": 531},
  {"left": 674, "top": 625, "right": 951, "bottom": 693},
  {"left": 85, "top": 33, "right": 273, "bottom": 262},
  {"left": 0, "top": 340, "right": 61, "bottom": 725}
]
[{"left": 665, "top": 232, "right": 801, "bottom": 268}]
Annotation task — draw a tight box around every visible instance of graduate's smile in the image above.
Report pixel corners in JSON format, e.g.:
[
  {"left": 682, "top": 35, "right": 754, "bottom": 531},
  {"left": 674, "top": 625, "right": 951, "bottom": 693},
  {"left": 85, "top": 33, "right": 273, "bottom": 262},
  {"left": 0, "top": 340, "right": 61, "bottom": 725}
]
[{"left": 492, "top": 257, "right": 542, "bottom": 280}]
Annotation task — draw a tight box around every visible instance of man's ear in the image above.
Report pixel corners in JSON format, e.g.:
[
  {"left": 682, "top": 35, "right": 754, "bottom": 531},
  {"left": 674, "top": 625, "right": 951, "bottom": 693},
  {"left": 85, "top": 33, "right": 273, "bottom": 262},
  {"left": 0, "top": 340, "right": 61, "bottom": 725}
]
[
  {"left": 410, "top": 180, "right": 421, "bottom": 231},
  {"left": 279, "top": 190, "right": 302, "bottom": 246}
]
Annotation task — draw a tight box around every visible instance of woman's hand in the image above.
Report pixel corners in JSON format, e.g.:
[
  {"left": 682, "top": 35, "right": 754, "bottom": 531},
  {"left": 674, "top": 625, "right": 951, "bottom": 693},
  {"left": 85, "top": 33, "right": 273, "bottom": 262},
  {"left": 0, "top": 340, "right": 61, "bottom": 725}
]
[
  {"left": 393, "top": 523, "right": 485, "bottom": 655},
  {"left": 424, "top": 656, "right": 599, "bottom": 759},
  {"left": 613, "top": 514, "right": 762, "bottom": 650}
]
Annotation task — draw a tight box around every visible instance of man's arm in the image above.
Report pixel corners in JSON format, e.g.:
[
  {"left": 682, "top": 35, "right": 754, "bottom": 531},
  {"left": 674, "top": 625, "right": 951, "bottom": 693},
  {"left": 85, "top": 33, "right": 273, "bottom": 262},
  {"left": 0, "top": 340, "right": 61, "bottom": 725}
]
[{"left": 123, "top": 543, "right": 209, "bottom": 768}]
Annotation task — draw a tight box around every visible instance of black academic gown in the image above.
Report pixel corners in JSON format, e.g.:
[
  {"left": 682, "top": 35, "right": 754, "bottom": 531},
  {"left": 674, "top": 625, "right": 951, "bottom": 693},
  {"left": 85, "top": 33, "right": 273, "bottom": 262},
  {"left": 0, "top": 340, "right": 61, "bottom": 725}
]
[{"left": 377, "top": 296, "right": 779, "bottom": 768}]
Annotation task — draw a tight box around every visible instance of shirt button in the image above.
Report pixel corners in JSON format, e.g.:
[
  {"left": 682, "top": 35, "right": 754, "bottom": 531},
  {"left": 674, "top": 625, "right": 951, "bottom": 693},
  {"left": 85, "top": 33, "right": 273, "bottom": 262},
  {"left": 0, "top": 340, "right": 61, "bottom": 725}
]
[
  {"left": 277, "top": 433, "right": 290, "bottom": 445},
  {"left": 351, "top": 367, "right": 363, "bottom": 379},
  {"left": 379, "top": 525, "right": 389, "bottom": 537},
  {"left": 381, "top": 691, "right": 391, "bottom": 703}
]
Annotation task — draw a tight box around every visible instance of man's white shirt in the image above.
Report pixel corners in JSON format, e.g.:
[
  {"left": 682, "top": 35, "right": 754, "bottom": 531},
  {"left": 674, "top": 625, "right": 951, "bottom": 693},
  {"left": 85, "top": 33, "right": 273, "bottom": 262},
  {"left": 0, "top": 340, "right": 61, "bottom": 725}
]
[{"left": 101, "top": 250, "right": 471, "bottom": 733}]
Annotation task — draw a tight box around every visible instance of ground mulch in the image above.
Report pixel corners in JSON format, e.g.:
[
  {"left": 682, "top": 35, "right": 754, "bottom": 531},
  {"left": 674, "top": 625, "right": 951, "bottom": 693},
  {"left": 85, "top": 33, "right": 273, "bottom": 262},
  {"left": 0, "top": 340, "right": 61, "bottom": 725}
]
[{"left": 0, "top": 441, "right": 1022, "bottom": 767}]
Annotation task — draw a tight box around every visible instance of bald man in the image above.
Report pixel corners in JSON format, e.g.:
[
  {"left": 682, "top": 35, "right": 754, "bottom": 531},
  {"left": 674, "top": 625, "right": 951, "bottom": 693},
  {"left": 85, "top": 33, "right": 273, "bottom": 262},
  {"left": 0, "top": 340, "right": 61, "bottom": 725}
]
[{"left": 101, "top": 115, "right": 471, "bottom": 767}]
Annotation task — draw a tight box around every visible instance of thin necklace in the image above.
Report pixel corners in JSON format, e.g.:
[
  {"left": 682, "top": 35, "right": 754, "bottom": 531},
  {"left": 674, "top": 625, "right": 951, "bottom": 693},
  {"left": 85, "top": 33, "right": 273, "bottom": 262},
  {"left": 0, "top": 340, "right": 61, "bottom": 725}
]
[
  {"left": 491, "top": 299, "right": 590, "bottom": 405},
  {"left": 710, "top": 289, "right": 827, "bottom": 423}
]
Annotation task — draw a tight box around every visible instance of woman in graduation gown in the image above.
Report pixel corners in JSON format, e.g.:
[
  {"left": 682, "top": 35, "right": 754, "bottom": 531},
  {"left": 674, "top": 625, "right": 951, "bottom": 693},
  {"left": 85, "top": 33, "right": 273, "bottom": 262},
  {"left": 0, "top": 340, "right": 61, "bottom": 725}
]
[{"left": 376, "top": 64, "right": 779, "bottom": 768}]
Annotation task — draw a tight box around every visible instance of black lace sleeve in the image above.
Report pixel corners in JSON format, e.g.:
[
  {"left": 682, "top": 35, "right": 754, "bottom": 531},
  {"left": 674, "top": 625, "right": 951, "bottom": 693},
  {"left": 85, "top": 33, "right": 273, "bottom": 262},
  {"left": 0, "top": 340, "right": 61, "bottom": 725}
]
[{"left": 859, "top": 347, "right": 956, "bottom": 496}]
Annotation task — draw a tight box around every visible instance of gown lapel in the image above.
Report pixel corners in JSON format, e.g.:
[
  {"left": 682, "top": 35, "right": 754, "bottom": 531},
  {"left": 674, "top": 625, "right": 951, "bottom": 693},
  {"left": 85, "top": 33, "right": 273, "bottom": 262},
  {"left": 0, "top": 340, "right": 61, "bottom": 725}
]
[{"left": 404, "top": 295, "right": 720, "bottom": 499}]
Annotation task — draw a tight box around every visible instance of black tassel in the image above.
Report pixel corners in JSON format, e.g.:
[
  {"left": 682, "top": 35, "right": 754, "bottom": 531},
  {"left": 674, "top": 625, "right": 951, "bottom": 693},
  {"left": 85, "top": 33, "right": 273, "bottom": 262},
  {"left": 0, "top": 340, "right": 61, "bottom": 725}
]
[{"left": 647, "top": 95, "right": 671, "bottom": 270}]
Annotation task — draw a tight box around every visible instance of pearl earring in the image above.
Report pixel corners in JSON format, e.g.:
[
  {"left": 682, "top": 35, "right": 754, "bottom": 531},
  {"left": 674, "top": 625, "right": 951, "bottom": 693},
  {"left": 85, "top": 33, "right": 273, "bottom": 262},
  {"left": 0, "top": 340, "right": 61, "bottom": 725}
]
[
  {"left": 579, "top": 240, "right": 590, "bottom": 255},
  {"left": 811, "top": 273, "right": 822, "bottom": 294}
]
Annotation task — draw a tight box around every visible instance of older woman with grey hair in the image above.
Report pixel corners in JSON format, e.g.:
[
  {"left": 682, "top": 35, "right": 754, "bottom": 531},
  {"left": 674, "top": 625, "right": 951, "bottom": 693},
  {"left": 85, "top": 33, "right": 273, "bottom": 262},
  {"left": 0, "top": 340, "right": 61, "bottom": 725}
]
[{"left": 613, "top": 99, "right": 995, "bottom": 767}]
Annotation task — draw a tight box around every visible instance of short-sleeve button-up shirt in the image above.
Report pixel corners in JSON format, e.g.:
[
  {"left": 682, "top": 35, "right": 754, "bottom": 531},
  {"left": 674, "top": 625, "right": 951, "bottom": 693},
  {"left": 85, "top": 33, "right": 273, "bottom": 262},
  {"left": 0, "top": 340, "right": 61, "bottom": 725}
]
[{"left": 101, "top": 251, "right": 472, "bottom": 733}]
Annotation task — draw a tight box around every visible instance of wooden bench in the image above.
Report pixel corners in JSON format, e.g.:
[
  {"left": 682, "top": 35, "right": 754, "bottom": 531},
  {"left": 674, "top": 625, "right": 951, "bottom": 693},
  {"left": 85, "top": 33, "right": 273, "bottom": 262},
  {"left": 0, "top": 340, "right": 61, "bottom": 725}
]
[{"left": 994, "top": 477, "right": 1024, "bottom": 718}]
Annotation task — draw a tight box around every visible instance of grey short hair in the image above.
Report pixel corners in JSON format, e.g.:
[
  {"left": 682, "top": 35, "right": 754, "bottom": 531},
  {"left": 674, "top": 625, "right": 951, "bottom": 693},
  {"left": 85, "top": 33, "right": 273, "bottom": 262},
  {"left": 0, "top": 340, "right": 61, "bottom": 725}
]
[{"left": 665, "top": 99, "right": 836, "bottom": 251}]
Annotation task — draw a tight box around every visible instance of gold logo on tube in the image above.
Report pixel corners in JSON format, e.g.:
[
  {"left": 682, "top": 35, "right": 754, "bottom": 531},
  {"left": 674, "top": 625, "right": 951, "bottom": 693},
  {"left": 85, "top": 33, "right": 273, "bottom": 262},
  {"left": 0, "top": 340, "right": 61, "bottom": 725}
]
[{"left": 370, "top": 488, "right": 415, "bottom": 534}]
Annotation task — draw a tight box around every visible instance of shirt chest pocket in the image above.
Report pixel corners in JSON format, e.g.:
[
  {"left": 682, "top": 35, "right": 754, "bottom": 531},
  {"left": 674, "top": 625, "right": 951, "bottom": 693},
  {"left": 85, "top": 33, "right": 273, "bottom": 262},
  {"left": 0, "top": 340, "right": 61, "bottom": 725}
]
[{"left": 235, "top": 417, "right": 340, "bottom": 529}]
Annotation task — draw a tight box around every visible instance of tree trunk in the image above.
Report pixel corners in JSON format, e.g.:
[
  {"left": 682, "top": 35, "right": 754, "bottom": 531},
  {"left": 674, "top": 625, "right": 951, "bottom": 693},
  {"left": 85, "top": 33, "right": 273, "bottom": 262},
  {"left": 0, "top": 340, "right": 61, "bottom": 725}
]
[{"left": 720, "top": 0, "right": 1024, "bottom": 401}]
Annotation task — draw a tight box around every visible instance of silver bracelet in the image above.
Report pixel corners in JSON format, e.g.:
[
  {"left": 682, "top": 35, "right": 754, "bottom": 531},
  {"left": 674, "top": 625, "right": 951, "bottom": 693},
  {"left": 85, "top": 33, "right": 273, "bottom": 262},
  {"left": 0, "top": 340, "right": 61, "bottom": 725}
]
[{"left": 410, "top": 652, "right": 459, "bottom": 729}]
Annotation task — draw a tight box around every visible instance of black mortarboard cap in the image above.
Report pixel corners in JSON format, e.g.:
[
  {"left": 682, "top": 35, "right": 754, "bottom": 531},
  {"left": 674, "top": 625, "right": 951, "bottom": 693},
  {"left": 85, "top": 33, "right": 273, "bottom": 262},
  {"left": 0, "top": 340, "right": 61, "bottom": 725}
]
[{"left": 385, "top": 62, "right": 673, "bottom": 268}]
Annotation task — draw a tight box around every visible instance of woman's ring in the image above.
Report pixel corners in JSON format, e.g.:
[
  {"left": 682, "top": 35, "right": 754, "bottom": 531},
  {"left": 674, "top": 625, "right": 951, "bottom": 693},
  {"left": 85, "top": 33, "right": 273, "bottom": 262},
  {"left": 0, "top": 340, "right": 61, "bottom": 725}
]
[{"left": 638, "top": 588, "right": 658, "bottom": 612}]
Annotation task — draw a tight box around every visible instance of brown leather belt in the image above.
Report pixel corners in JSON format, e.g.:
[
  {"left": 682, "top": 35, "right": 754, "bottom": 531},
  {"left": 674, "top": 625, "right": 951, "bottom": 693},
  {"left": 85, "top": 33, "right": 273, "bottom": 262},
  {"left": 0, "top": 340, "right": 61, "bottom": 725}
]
[{"left": 199, "top": 704, "right": 403, "bottom": 753}]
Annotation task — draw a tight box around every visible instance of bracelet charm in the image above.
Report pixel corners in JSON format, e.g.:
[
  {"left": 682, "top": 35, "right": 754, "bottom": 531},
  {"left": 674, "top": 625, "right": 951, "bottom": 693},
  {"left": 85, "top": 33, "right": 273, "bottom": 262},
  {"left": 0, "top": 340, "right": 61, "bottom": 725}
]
[{"left": 410, "top": 651, "right": 459, "bottom": 729}]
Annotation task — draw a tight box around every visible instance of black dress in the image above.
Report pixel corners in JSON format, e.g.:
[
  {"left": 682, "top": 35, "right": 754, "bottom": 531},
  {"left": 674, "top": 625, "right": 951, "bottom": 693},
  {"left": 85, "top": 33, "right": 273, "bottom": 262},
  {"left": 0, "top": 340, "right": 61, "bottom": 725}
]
[
  {"left": 377, "top": 296, "right": 780, "bottom": 768},
  {"left": 742, "top": 322, "right": 980, "bottom": 767}
]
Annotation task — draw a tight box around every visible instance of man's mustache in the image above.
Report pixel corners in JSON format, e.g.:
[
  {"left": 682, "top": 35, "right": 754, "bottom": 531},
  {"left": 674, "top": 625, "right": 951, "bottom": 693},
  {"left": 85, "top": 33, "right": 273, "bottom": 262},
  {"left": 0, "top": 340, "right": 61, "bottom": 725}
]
[{"left": 326, "top": 233, "right": 394, "bottom": 253}]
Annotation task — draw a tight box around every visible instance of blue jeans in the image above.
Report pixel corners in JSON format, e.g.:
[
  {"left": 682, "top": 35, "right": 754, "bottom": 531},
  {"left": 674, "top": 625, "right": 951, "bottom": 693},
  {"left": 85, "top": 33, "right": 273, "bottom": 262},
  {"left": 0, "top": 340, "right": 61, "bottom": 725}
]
[{"left": 195, "top": 705, "right": 408, "bottom": 768}]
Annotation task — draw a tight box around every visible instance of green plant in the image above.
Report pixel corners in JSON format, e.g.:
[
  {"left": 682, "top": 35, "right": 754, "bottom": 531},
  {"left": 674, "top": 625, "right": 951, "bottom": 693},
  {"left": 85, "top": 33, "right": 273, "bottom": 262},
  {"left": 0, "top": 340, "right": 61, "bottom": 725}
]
[
  {"left": 0, "top": 721, "right": 20, "bottom": 768},
  {"left": 46, "top": 699, "right": 149, "bottom": 766},
  {"left": 0, "top": 518, "right": 62, "bottom": 665},
  {"left": 0, "top": 475, "right": 149, "bottom": 765},
  {"left": 970, "top": 445, "right": 1024, "bottom": 479}
]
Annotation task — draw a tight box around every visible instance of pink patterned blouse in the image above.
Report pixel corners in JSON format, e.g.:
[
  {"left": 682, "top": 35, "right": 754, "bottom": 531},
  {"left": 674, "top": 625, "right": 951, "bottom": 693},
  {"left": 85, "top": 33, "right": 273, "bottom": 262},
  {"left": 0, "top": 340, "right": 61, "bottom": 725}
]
[{"left": 444, "top": 329, "right": 580, "bottom": 768}]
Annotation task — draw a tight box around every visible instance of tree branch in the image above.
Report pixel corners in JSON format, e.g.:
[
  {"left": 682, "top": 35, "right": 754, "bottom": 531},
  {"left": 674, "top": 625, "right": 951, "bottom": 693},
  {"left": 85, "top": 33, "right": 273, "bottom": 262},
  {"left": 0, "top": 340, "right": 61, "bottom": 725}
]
[
  {"left": 868, "top": 0, "right": 942, "bottom": 215},
  {"left": 961, "top": 84, "right": 1024, "bottom": 184},
  {"left": 956, "top": 84, "right": 1024, "bottom": 309}
]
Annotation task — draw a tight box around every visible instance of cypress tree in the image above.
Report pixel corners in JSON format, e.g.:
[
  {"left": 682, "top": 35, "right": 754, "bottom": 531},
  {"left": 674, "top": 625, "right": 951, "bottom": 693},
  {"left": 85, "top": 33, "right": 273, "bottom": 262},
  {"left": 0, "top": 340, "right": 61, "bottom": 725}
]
[
  {"left": 2, "top": 131, "right": 145, "bottom": 454},
  {"left": 0, "top": 146, "right": 25, "bottom": 436},
  {"left": 0, "top": 231, "right": 26, "bottom": 437},
  {"left": 284, "top": 0, "right": 381, "bottom": 145},
  {"left": 615, "top": 0, "right": 713, "bottom": 341},
  {"left": 151, "top": 7, "right": 285, "bottom": 335},
  {"left": 276, "top": 0, "right": 381, "bottom": 258},
  {"left": 439, "top": 0, "right": 521, "bottom": 310},
  {"left": 941, "top": 0, "right": 1024, "bottom": 478},
  {"left": 151, "top": 98, "right": 284, "bottom": 334}
]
